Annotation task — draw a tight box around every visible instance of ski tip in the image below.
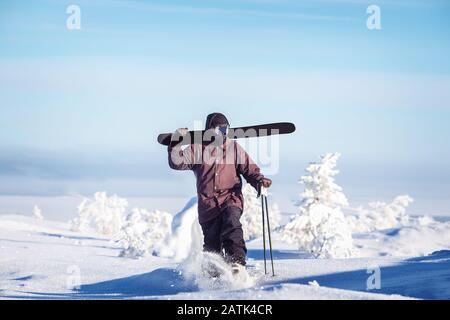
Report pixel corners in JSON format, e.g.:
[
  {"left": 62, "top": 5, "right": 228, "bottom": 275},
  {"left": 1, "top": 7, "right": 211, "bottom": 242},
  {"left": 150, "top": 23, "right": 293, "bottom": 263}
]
[
  {"left": 285, "top": 122, "right": 296, "bottom": 133},
  {"left": 157, "top": 122, "right": 296, "bottom": 146},
  {"left": 157, "top": 133, "right": 172, "bottom": 146}
]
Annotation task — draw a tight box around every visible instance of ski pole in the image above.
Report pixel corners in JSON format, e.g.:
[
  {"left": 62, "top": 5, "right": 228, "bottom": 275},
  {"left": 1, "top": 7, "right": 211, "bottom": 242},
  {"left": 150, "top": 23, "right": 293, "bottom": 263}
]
[
  {"left": 259, "top": 183, "right": 275, "bottom": 276},
  {"left": 259, "top": 184, "right": 267, "bottom": 275},
  {"left": 264, "top": 194, "right": 275, "bottom": 277}
]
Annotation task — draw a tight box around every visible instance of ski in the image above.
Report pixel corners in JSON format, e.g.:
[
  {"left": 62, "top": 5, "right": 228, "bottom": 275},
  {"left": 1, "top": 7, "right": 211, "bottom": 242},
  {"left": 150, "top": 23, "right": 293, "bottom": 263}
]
[{"left": 157, "top": 122, "right": 296, "bottom": 146}]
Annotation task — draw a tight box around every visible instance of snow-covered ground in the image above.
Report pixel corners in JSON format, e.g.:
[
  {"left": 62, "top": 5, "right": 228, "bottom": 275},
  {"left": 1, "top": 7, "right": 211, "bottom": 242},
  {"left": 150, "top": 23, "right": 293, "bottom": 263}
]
[
  {"left": 2, "top": 154, "right": 450, "bottom": 300},
  {"left": 1, "top": 212, "right": 449, "bottom": 300}
]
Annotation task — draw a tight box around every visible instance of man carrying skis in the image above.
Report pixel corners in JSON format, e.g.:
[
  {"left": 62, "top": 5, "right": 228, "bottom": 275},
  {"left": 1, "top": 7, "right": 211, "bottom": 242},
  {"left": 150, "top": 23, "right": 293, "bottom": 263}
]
[{"left": 168, "top": 112, "right": 272, "bottom": 273}]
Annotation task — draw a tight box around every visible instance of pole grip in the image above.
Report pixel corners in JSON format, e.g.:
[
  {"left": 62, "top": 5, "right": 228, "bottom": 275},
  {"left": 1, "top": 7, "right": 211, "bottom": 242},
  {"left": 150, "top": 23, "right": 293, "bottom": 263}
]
[{"left": 257, "top": 180, "right": 262, "bottom": 198}]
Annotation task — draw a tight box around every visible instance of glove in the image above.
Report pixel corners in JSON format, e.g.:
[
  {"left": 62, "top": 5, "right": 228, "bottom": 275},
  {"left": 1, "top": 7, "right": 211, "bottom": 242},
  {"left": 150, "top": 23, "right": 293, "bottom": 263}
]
[
  {"left": 260, "top": 177, "right": 272, "bottom": 188},
  {"left": 175, "top": 128, "right": 189, "bottom": 137},
  {"left": 168, "top": 128, "right": 189, "bottom": 151}
]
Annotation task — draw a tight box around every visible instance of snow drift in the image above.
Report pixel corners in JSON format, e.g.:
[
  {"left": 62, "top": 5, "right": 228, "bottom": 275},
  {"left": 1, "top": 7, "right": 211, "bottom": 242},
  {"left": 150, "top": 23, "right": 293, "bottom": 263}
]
[{"left": 155, "top": 197, "right": 203, "bottom": 261}]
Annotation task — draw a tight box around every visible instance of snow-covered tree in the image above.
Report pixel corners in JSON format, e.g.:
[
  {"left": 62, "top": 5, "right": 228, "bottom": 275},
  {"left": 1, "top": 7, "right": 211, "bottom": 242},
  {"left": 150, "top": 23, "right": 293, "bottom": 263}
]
[
  {"left": 282, "top": 153, "right": 354, "bottom": 258},
  {"left": 115, "top": 208, "right": 173, "bottom": 258},
  {"left": 347, "top": 195, "right": 414, "bottom": 233},
  {"left": 70, "top": 192, "right": 128, "bottom": 235},
  {"left": 33, "top": 205, "right": 44, "bottom": 220},
  {"left": 241, "top": 184, "right": 281, "bottom": 241}
]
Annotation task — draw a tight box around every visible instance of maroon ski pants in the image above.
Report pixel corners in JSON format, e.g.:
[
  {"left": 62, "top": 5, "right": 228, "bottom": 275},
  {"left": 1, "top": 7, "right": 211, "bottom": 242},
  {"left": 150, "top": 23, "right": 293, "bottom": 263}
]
[{"left": 199, "top": 206, "right": 247, "bottom": 266}]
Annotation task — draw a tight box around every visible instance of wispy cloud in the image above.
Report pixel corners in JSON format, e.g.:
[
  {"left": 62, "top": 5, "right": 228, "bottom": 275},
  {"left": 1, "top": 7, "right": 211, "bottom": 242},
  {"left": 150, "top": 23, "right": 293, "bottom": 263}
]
[
  {"left": 0, "top": 147, "right": 165, "bottom": 180},
  {"left": 2, "top": 59, "right": 450, "bottom": 109},
  {"left": 108, "top": 0, "right": 357, "bottom": 22},
  {"left": 239, "top": 0, "right": 449, "bottom": 7}
]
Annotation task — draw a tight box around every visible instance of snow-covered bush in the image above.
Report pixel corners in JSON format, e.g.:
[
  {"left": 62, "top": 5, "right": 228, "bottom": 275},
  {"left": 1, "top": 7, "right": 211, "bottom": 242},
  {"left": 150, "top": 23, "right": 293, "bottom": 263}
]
[
  {"left": 417, "top": 215, "right": 435, "bottom": 226},
  {"left": 346, "top": 195, "right": 414, "bottom": 233},
  {"left": 70, "top": 192, "right": 128, "bottom": 235},
  {"left": 33, "top": 205, "right": 43, "bottom": 220},
  {"left": 241, "top": 184, "right": 281, "bottom": 241},
  {"left": 282, "top": 153, "right": 354, "bottom": 258},
  {"left": 115, "top": 208, "right": 173, "bottom": 258}
]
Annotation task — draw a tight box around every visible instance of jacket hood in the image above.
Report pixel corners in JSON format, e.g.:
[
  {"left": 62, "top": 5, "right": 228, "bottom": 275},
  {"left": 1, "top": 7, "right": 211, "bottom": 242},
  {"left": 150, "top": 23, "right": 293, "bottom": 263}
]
[{"left": 205, "top": 113, "right": 230, "bottom": 130}]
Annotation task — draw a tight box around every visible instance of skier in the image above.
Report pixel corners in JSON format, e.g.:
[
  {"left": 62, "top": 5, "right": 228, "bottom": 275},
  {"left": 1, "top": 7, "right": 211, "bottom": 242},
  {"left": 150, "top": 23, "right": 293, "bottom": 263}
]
[{"left": 167, "top": 112, "right": 272, "bottom": 275}]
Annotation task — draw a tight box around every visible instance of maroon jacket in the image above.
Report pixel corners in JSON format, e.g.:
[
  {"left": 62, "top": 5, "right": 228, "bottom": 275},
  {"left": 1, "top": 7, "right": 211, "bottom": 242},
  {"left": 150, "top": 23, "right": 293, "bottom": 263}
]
[{"left": 168, "top": 139, "right": 264, "bottom": 223}]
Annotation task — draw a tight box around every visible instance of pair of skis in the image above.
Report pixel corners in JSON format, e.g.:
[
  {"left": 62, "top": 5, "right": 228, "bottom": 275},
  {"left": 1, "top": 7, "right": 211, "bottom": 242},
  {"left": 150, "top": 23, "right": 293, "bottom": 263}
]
[{"left": 157, "top": 122, "right": 295, "bottom": 147}]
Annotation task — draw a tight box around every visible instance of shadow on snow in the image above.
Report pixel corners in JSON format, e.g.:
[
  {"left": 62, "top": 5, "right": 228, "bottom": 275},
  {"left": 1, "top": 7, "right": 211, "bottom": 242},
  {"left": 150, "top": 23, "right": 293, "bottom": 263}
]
[
  {"left": 75, "top": 268, "right": 197, "bottom": 299},
  {"left": 268, "top": 250, "right": 450, "bottom": 300},
  {"left": 6, "top": 268, "right": 197, "bottom": 299},
  {"left": 247, "top": 249, "right": 311, "bottom": 261}
]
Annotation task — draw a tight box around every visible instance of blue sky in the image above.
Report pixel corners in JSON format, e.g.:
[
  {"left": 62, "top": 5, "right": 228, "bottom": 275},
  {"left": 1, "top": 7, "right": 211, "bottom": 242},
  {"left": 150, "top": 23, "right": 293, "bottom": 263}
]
[{"left": 1, "top": 0, "right": 449, "bottom": 215}]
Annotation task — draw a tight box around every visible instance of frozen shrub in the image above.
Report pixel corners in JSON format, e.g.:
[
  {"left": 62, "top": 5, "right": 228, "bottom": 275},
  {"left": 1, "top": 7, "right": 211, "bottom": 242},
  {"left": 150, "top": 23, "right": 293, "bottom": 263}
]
[
  {"left": 70, "top": 192, "right": 128, "bottom": 235},
  {"left": 115, "top": 208, "right": 173, "bottom": 258},
  {"left": 33, "top": 205, "right": 44, "bottom": 220},
  {"left": 347, "top": 195, "right": 414, "bottom": 233},
  {"left": 417, "top": 215, "right": 435, "bottom": 226},
  {"left": 282, "top": 153, "right": 354, "bottom": 258}
]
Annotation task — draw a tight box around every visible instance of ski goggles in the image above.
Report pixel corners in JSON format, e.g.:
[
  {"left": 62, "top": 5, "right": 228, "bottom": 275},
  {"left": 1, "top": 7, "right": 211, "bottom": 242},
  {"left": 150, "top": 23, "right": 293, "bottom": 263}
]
[{"left": 214, "top": 125, "right": 229, "bottom": 136}]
